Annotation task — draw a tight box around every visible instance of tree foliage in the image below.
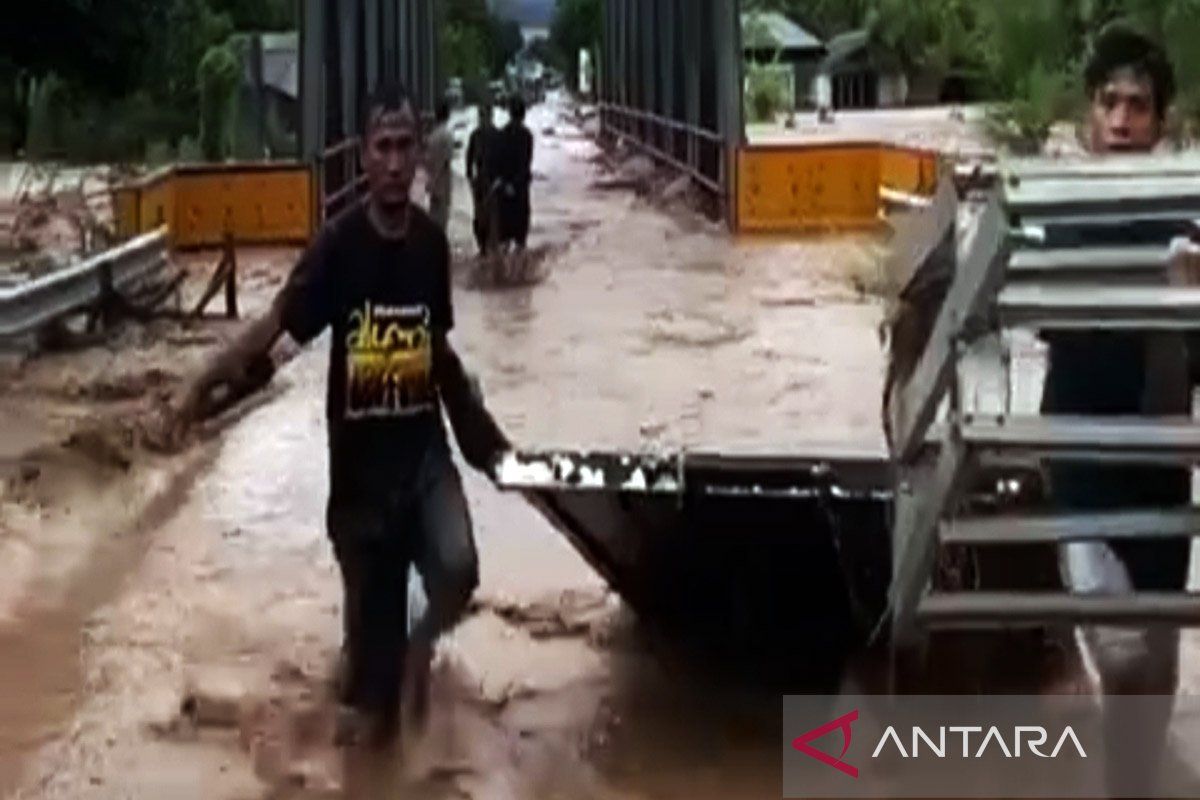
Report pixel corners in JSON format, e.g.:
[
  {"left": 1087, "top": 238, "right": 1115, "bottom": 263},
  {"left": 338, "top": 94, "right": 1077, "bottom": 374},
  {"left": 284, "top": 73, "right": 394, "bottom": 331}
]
[
  {"left": 441, "top": 0, "right": 529, "bottom": 86},
  {"left": 4, "top": 0, "right": 249, "bottom": 158},
  {"left": 549, "top": 0, "right": 603, "bottom": 88},
  {"left": 492, "top": 17, "right": 528, "bottom": 76},
  {"left": 206, "top": 0, "right": 294, "bottom": 31},
  {"left": 442, "top": 22, "right": 491, "bottom": 86},
  {"left": 747, "top": 0, "right": 1200, "bottom": 146},
  {"left": 197, "top": 43, "right": 241, "bottom": 161}
]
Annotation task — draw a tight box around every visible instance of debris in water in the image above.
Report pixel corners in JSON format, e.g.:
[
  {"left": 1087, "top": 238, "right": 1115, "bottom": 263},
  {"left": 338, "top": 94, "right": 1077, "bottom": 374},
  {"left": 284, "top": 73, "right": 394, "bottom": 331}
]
[
  {"left": 622, "top": 468, "right": 647, "bottom": 491},
  {"left": 639, "top": 420, "right": 666, "bottom": 438},
  {"left": 181, "top": 668, "right": 257, "bottom": 729},
  {"left": 497, "top": 452, "right": 555, "bottom": 486}
]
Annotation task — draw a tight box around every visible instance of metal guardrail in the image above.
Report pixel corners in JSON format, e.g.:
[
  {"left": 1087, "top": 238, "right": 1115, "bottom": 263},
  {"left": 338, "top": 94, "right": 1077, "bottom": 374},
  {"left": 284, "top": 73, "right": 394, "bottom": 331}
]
[
  {"left": 318, "top": 137, "right": 366, "bottom": 221},
  {"left": 0, "top": 228, "right": 168, "bottom": 339},
  {"left": 888, "top": 155, "right": 1200, "bottom": 640},
  {"left": 599, "top": 102, "right": 726, "bottom": 195}
]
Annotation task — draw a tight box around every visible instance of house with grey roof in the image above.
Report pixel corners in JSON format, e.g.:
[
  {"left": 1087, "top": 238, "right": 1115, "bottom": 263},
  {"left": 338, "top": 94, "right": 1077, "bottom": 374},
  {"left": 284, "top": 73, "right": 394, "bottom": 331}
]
[
  {"left": 237, "top": 32, "right": 300, "bottom": 158},
  {"left": 816, "top": 29, "right": 909, "bottom": 109},
  {"left": 742, "top": 11, "right": 826, "bottom": 109}
]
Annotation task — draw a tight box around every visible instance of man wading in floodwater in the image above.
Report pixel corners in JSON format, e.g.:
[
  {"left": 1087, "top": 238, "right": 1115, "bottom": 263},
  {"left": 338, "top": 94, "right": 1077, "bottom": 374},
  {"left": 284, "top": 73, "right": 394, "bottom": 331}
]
[
  {"left": 887, "top": 22, "right": 1200, "bottom": 797},
  {"left": 168, "top": 83, "right": 510, "bottom": 746}
]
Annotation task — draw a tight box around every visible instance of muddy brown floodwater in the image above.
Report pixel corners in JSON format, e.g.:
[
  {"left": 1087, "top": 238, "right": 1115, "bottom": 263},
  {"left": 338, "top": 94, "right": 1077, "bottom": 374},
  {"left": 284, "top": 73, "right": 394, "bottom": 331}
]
[{"left": 13, "top": 94, "right": 1186, "bottom": 800}]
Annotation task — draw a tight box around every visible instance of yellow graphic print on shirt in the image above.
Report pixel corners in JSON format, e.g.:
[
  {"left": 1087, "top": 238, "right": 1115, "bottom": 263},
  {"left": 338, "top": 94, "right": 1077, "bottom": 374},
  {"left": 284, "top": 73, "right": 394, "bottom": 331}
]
[{"left": 345, "top": 302, "right": 435, "bottom": 418}]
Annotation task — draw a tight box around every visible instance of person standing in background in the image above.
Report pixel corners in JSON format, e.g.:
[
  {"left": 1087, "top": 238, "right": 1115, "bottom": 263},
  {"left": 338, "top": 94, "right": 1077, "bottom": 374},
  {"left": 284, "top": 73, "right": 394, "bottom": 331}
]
[
  {"left": 424, "top": 100, "right": 454, "bottom": 231},
  {"left": 495, "top": 96, "right": 534, "bottom": 250},
  {"left": 466, "top": 102, "right": 499, "bottom": 255}
]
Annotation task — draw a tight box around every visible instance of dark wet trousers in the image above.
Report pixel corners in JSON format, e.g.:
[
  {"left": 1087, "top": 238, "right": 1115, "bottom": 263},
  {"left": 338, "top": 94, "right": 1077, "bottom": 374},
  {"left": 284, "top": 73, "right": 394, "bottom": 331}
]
[
  {"left": 471, "top": 180, "right": 492, "bottom": 254},
  {"left": 498, "top": 183, "right": 530, "bottom": 248},
  {"left": 327, "top": 444, "right": 479, "bottom": 719}
]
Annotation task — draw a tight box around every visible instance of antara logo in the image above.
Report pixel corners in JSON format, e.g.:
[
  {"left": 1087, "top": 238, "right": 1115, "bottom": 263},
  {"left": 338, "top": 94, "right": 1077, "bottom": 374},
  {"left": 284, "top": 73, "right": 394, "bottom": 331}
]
[
  {"left": 792, "top": 712, "right": 1088, "bottom": 778},
  {"left": 792, "top": 710, "right": 860, "bottom": 778},
  {"left": 871, "top": 725, "right": 1087, "bottom": 759}
]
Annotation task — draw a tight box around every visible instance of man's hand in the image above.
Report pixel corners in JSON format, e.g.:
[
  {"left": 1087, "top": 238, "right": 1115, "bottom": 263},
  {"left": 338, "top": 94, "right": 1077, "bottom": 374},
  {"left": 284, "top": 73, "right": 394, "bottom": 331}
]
[
  {"left": 164, "top": 382, "right": 204, "bottom": 449},
  {"left": 1167, "top": 233, "right": 1200, "bottom": 286},
  {"left": 157, "top": 368, "right": 228, "bottom": 452},
  {"left": 154, "top": 309, "right": 286, "bottom": 452}
]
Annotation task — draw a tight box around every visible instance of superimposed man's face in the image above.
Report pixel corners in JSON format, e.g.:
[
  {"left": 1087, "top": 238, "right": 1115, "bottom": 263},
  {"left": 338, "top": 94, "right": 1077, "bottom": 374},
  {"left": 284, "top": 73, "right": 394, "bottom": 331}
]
[
  {"left": 1089, "top": 67, "right": 1161, "bottom": 153},
  {"left": 362, "top": 105, "right": 419, "bottom": 208}
]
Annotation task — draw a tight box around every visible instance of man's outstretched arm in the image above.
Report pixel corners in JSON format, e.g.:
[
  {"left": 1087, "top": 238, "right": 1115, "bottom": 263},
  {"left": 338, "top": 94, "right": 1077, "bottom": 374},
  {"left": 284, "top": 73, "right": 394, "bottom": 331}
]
[
  {"left": 168, "top": 298, "right": 288, "bottom": 443},
  {"left": 169, "top": 220, "right": 336, "bottom": 443},
  {"left": 433, "top": 333, "right": 511, "bottom": 476}
]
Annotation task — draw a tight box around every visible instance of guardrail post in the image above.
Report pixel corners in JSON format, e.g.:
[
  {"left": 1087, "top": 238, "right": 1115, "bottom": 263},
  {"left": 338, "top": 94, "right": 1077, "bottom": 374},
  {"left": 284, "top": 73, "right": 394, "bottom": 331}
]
[
  {"left": 223, "top": 234, "right": 239, "bottom": 320},
  {"left": 97, "top": 259, "right": 117, "bottom": 331}
]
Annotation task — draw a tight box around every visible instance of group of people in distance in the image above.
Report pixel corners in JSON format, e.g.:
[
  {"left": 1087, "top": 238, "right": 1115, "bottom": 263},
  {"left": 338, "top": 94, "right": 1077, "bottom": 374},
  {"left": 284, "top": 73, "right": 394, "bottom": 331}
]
[{"left": 423, "top": 92, "right": 534, "bottom": 257}]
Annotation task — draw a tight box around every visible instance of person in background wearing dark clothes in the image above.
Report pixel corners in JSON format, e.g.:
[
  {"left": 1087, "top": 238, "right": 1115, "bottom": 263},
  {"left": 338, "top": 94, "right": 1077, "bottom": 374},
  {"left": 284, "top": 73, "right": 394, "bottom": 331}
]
[
  {"left": 167, "top": 83, "right": 510, "bottom": 747},
  {"left": 496, "top": 95, "right": 534, "bottom": 250},
  {"left": 424, "top": 100, "right": 454, "bottom": 231},
  {"left": 466, "top": 102, "right": 499, "bottom": 254},
  {"left": 1041, "top": 23, "right": 1197, "bottom": 797}
]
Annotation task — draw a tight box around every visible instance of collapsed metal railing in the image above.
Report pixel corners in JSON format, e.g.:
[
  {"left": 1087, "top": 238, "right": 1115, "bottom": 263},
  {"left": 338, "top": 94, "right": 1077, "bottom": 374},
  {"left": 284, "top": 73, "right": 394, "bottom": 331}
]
[
  {"left": 886, "top": 154, "right": 1200, "bottom": 645},
  {"left": 0, "top": 228, "right": 169, "bottom": 340}
]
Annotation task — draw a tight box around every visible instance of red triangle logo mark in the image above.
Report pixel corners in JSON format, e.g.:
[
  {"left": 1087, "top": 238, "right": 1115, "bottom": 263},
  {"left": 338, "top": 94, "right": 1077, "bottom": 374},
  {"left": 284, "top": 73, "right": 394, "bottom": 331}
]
[{"left": 791, "top": 709, "right": 860, "bottom": 779}]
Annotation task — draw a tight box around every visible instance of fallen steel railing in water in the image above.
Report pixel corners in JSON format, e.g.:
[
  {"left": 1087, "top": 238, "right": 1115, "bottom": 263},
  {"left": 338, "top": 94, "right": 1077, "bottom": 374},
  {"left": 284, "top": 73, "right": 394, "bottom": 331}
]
[
  {"left": 0, "top": 228, "right": 168, "bottom": 339},
  {"left": 495, "top": 448, "right": 895, "bottom": 668}
]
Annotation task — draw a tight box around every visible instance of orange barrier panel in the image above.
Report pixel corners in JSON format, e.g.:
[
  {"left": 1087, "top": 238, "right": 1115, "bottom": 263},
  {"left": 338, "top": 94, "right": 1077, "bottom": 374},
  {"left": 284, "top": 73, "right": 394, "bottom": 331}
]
[
  {"left": 114, "top": 162, "right": 314, "bottom": 249},
  {"left": 137, "top": 168, "right": 175, "bottom": 239},
  {"left": 111, "top": 183, "right": 142, "bottom": 241},
  {"left": 171, "top": 164, "right": 313, "bottom": 248},
  {"left": 879, "top": 145, "right": 939, "bottom": 198},
  {"left": 735, "top": 142, "right": 940, "bottom": 233}
]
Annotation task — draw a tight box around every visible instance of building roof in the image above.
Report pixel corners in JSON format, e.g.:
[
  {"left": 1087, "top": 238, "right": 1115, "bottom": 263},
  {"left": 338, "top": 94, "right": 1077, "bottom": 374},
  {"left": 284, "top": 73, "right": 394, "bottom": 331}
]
[
  {"left": 823, "top": 30, "right": 870, "bottom": 64},
  {"left": 820, "top": 29, "right": 902, "bottom": 73},
  {"left": 741, "top": 12, "right": 823, "bottom": 52},
  {"left": 245, "top": 32, "right": 298, "bottom": 99}
]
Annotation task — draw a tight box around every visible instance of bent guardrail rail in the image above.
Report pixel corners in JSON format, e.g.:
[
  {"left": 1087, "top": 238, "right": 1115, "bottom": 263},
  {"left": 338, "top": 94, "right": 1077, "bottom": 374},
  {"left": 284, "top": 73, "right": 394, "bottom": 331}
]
[{"left": 0, "top": 228, "right": 168, "bottom": 339}]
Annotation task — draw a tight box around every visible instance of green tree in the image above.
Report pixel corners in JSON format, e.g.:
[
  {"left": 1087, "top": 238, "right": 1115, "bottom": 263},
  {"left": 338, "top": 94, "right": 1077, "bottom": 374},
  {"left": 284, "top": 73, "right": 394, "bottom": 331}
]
[
  {"left": 868, "top": 0, "right": 981, "bottom": 79},
  {"left": 491, "top": 16, "right": 527, "bottom": 75},
  {"left": 444, "top": 0, "right": 532, "bottom": 82},
  {"left": 146, "top": 0, "right": 234, "bottom": 110},
  {"left": 743, "top": 10, "right": 789, "bottom": 121},
  {"left": 975, "top": 0, "right": 1082, "bottom": 149},
  {"left": 550, "top": 0, "right": 602, "bottom": 88},
  {"left": 25, "top": 74, "right": 69, "bottom": 159},
  {"left": 446, "top": 0, "right": 493, "bottom": 32},
  {"left": 442, "top": 22, "right": 490, "bottom": 81},
  {"left": 206, "top": 0, "right": 294, "bottom": 30},
  {"left": 197, "top": 42, "right": 240, "bottom": 161}
]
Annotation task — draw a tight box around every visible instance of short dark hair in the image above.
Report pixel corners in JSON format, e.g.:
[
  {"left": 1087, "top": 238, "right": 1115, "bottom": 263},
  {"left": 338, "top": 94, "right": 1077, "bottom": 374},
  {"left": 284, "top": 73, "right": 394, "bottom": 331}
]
[
  {"left": 508, "top": 95, "right": 526, "bottom": 122},
  {"left": 436, "top": 99, "right": 450, "bottom": 122},
  {"left": 1085, "top": 21, "right": 1176, "bottom": 119},
  {"left": 361, "top": 82, "right": 414, "bottom": 138}
]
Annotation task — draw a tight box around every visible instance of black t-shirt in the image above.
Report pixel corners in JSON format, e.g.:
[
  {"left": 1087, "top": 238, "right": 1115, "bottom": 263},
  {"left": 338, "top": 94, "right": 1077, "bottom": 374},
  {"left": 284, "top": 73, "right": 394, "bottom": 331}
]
[
  {"left": 496, "top": 123, "right": 534, "bottom": 188},
  {"left": 278, "top": 201, "right": 453, "bottom": 505},
  {"left": 467, "top": 125, "right": 499, "bottom": 186}
]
